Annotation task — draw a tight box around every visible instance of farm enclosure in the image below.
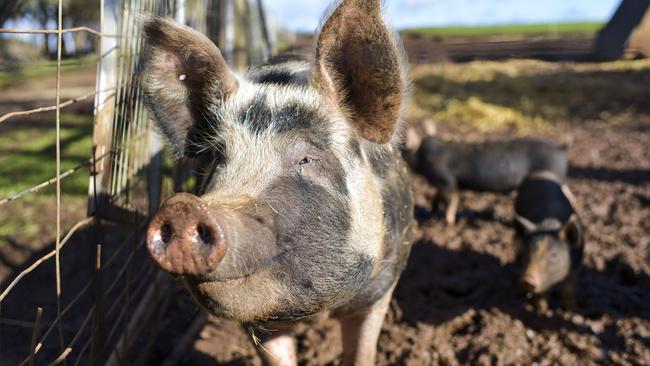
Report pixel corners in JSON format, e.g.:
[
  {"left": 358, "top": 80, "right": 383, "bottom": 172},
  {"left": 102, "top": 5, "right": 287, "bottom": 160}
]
[{"left": 1, "top": 1, "right": 649, "bottom": 366}]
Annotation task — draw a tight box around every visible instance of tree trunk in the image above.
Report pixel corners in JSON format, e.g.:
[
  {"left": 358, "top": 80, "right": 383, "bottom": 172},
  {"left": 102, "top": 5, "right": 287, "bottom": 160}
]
[
  {"left": 43, "top": 31, "right": 51, "bottom": 58},
  {"left": 60, "top": 33, "right": 67, "bottom": 58},
  {"left": 233, "top": 0, "right": 251, "bottom": 71},
  {"left": 0, "top": 0, "right": 22, "bottom": 27}
]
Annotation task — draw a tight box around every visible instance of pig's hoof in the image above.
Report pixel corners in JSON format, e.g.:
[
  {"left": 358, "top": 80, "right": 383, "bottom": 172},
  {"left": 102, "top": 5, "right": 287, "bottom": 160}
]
[{"left": 445, "top": 216, "right": 456, "bottom": 226}]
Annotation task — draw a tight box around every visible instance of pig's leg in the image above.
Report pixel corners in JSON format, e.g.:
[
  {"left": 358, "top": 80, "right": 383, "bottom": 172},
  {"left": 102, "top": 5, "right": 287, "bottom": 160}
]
[
  {"left": 339, "top": 283, "right": 395, "bottom": 366},
  {"left": 534, "top": 294, "right": 549, "bottom": 313},
  {"left": 258, "top": 330, "right": 297, "bottom": 366},
  {"left": 436, "top": 186, "right": 459, "bottom": 225},
  {"left": 434, "top": 169, "right": 458, "bottom": 225},
  {"left": 445, "top": 190, "right": 460, "bottom": 226}
]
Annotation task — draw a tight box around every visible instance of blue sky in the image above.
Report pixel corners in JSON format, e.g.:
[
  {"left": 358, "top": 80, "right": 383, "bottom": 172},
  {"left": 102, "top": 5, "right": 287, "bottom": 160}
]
[{"left": 264, "top": 0, "right": 622, "bottom": 32}]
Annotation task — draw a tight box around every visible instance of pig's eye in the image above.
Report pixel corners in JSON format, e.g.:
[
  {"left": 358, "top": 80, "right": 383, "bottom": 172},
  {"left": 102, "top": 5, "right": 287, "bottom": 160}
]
[{"left": 296, "top": 156, "right": 320, "bottom": 178}]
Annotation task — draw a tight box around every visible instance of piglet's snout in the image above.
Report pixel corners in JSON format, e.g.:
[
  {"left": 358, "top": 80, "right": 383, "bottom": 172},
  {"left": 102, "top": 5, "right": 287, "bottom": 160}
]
[
  {"left": 520, "top": 271, "right": 542, "bottom": 293},
  {"left": 147, "top": 193, "right": 226, "bottom": 276}
]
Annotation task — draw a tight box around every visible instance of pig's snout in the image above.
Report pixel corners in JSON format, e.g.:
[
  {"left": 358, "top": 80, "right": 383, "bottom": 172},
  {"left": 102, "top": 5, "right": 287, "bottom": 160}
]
[
  {"left": 520, "top": 271, "right": 543, "bottom": 294},
  {"left": 147, "top": 193, "right": 226, "bottom": 276}
]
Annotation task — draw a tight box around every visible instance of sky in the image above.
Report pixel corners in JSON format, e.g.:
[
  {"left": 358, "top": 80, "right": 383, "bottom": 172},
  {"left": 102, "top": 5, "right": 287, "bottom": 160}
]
[{"left": 264, "top": 0, "right": 622, "bottom": 32}]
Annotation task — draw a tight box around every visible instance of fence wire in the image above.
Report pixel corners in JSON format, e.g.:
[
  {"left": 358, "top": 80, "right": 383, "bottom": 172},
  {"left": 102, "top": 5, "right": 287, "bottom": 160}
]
[
  {"left": 0, "top": 0, "right": 174, "bottom": 364},
  {"left": 0, "top": 0, "right": 272, "bottom": 364}
]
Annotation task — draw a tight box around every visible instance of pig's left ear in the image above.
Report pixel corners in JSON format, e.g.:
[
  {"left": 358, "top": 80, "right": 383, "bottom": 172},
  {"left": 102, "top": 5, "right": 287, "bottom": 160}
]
[
  {"left": 140, "top": 16, "right": 238, "bottom": 156},
  {"left": 559, "top": 214, "right": 584, "bottom": 248},
  {"left": 312, "top": 0, "right": 407, "bottom": 144}
]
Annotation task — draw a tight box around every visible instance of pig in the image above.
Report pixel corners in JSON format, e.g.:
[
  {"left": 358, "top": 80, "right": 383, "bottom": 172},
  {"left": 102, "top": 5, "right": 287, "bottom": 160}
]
[
  {"left": 139, "top": 1, "right": 413, "bottom": 365},
  {"left": 514, "top": 170, "right": 585, "bottom": 312},
  {"left": 412, "top": 136, "right": 567, "bottom": 225}
]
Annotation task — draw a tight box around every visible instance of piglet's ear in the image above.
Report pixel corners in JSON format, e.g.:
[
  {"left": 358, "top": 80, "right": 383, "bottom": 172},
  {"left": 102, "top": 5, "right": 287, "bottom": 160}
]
[
  {"left": 140, "top": 16, "right": 238, "bottom": 156},
  {"left": 559, "top": 214, "right": 584, "bottom": 248},
  {"left": 312, "top": 0, "right": 406, "bottom": 144},
  {"left": 514, "top": 214, "right": 537, "bottom": 236}
]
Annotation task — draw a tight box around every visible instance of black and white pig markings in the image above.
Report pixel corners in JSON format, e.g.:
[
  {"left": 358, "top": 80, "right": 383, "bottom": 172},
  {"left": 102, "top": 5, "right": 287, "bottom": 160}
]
[
  {"left": 140, "top": 1, "right": 413, "bottom": 365},
  {"left": 413, "top": 136, "right": 567, "bottom": 225}
]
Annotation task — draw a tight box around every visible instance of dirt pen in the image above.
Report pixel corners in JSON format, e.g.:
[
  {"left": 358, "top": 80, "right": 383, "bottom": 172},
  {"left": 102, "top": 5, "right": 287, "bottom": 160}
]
[{"left": 1, "top": 2, "right": 649, "bottom": 366}]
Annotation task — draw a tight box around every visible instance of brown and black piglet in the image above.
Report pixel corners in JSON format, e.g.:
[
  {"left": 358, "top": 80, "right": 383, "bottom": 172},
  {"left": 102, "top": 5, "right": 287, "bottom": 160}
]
[{"left": 514, "top": 170, "right": 585, "bottom": 312}]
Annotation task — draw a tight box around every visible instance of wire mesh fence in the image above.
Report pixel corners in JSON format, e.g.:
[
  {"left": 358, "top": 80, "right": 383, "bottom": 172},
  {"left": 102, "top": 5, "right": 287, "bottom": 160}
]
[
  {"left": 0, "top": 0, "right": 174, "bottom": 363},
  {"left": 0, "top": 0, "right": 272, "bottom": 364}
]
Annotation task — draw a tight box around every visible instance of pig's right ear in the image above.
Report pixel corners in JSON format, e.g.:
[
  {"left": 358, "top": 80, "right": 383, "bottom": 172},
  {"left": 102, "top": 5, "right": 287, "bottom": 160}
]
[
  {"left": 559, "top": 214, "right": 584, "bottom": 248},
  {"left": 312, "top": 0, "right": 406, "bottom": 144},
  {"left": 140, "top": 16, "right": 238, "bottom": 156}
]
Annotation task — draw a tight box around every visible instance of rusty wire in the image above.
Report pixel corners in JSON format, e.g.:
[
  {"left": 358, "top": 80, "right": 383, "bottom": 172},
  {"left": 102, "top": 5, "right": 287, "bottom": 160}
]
[
  {"left": 45, "top": 303, "right": 95, "bottom": 366},
  {"left": 0, "top": 219, "right": 93, "bottom": 302},
  {"left": 6, "top": 218, "right": 153, "bottom": 365},
  {"left": 102, "top": 265, "right": 156, "bottom": 353},
  {"left": 0, "top": 0, "right": 272, "bottom": 361},
  {"left": 0, "top": 88, "right": 119, "bottom": 124},
  {"left": 71, "top": 337, "right": 92, "bottom": 366},
  {"left": 0, "top": 319, "right": 75, "bottom": 332},
  {"left": 13, "top": 221, "right": 151, "bottom": 366},
  {"left": 0, "top": 147, "right": 117, "bottom": 206},
  {"left": 0, "top": 0, "right": 211, "bottom": 363},
  {"left": 63, "top": 262, "right": 156, "bottom": 366},
  {"left": 0, "top": 26, "right": 119, "bottom": 38},
  {"left": 106, "top": 271, "right": 167, "bottom": 365},
  {"left": 28, "top": 307, "right": 43, "bottom": 366},
  {"left": 54, "top": 0, "right": 66, "bottom": 359}
]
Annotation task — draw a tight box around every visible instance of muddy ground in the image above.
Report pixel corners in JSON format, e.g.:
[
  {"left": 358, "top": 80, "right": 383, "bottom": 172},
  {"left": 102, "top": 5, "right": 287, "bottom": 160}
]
[
  {"left": 1, "top": 62, "right": 648, "bottom": 364},
  {"left": 145, "top": 117, "right": 650, "bottom": 366}
]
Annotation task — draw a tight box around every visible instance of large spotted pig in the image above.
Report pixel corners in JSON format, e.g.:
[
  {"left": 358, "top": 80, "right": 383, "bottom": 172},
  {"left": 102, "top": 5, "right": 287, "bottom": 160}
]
[{"left": 140, "top": 1, "right": 413, "bottom": 365}]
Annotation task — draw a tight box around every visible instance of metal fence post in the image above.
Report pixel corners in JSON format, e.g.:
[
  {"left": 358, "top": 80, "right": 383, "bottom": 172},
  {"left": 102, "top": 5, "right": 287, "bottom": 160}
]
[{"left": 89, "top": 0, "right": 119, "bottom": 218}]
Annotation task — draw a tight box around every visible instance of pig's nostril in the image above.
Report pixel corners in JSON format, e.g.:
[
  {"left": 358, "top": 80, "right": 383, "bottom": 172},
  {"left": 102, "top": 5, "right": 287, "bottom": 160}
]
[
  {"left": 197, "top": 224, "right": 213, "bottom": 245},
  {"left": 160, "top": 223, "right": 173, "bottom": 244}
]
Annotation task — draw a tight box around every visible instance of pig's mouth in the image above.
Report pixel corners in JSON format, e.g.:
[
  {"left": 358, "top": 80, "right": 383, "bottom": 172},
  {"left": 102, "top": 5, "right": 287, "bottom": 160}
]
[
  {"left": 186, "top": 248, "right": 289, "bottom": 284},
  {"left": 181, "top": 247, "right": 325, "bottom": 323},
  {"left": 520, "top": 275, "right": 554, "bottom": 295}
]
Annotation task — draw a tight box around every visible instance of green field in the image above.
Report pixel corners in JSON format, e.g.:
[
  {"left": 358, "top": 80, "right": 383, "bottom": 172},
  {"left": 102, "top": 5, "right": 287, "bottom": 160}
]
[
  {"left": 0, "top": 57, "right": 175, "bottom": 248},
  {"left": 0, "top": 55, "right": 96, "bottom": 247},
  {"left": 403, "top": 22, "right": 604, "bottom": 39},
  {"left": 0, "top": 109, "right": 94, "bottom": 237},
  {"left": 0, "top": 56, "right": 97, "bottom": 89},
  {"left": 0, "top": 113, "right": 94, "bottom": 198}
]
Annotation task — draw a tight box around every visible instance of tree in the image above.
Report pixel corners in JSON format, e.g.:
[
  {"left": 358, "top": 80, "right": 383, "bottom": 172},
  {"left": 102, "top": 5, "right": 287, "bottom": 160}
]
[
  {"left": 0, "top": 0, "right": 25, "bottom": 27},
  {"left": 2, "top": 0, "right": 100, "bottom": 57}
]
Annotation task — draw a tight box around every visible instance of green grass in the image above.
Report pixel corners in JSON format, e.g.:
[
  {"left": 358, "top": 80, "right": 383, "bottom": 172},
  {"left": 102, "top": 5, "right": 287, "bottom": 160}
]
[
  {"left": 403, "top": 22, "right": 604, "bottom": 39},
  {"left": 0, "top": 55, "right": 97, "bottom": 89},
  {"left": 0, "top": 111, "right": 94, "bottom": 247},
  {"left": 0, "top": 113, "right": 94, "bottom": 198}
]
